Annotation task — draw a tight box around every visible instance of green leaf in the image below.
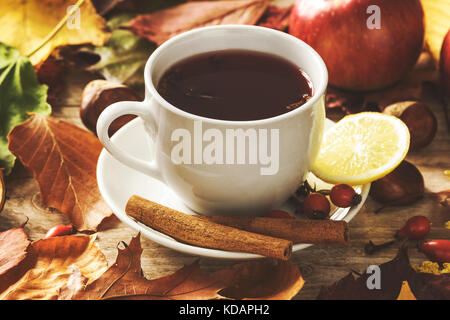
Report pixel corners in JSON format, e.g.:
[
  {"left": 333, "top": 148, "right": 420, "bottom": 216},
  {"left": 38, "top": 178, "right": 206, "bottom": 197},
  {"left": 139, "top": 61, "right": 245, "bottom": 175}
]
[
  {"left": 0, "top": 42, "right": 51, "bottom": 174},
  {"left": 80, "top": 0, "right": 185, "bottom": 91},
  {"left": 86, "top": 28, "right": 155, "bottom": 90}
]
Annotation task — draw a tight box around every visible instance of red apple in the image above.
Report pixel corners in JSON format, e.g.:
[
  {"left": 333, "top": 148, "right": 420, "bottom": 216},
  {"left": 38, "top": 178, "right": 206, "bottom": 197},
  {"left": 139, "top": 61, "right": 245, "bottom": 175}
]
[
  {"left": 289, "top": 0, "right": 424, "bottom": 91},
  {"left": 440, "top": 29, "right": 450, "bottom": 99}
]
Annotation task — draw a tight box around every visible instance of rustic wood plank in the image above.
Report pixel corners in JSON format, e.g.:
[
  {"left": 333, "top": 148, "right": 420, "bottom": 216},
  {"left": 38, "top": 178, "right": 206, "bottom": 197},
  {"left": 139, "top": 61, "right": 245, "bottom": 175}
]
[{"left": 0, "top": 68, "right": 449, "bottom": 300}]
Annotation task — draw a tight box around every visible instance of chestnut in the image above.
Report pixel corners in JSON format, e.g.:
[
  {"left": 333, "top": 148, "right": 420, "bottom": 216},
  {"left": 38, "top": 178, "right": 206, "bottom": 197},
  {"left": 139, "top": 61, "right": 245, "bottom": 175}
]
[
  {"left": 383, "top": 101, "right": 437, "bottom": 150},
  {"left": 440, "top": 29, "right": 450, "bottom": 99},
  {"left": 370, "top": 160, "right": 424, "bottom": 207},
  {"left": 80, "top": 80, "right": 141, "bottom": 136}
]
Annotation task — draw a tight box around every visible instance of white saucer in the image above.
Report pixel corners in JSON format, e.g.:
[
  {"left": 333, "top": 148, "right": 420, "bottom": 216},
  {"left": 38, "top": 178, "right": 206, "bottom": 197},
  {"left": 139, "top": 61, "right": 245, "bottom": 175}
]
[{"left": 97, "top": 118, "right": 370, "bottom": 260}]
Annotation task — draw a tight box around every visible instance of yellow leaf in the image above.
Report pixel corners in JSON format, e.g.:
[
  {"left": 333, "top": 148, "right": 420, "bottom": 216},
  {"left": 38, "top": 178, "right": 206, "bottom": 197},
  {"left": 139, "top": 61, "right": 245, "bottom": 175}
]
[
  {"left": 0, "top": 0, "right": 110, "bottom": 65},
  {"left": 397, "top": 281, "right": 417, "bottom": 300},
  {"left": 0, "top": 235, "right": 108, "bottom": 300},
  {"left": 421, "top": 0, "right": 450, "bottom": 64}
]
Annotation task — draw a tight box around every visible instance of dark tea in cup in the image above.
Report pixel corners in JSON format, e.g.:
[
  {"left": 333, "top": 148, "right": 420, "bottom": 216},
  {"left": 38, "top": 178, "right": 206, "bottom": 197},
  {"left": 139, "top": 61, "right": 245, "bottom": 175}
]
[{"left": 157, "top": 49, "right": 313, "bottom": 121}]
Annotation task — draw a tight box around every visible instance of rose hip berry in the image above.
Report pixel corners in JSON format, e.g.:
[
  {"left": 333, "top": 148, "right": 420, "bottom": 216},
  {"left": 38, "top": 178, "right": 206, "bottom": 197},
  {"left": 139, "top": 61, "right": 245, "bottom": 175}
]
[
  {"left": 395, "top": 215, "right": 430, "bottom": 240},
  {"left": 420, "top": 240, "right": 450, "bottom": 264},
  {"left": 303, "top": 193, "right": 331, "bottom": 219},
  {"left": 330, "top": 184, "right": 362, "bottom": 208}
]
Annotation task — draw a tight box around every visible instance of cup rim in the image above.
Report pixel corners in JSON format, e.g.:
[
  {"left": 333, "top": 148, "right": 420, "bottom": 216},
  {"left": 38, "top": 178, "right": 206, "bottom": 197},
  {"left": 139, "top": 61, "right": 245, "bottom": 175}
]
[{"left": 144, "top": 25, "right": 328, "bottom": 125}]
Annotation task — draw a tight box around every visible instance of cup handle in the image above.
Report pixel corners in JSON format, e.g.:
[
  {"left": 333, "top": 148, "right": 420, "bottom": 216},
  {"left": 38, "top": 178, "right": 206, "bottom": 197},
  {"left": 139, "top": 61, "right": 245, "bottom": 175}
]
[{"left": 96, "top": 100, "right": 163, "bottom": 182}]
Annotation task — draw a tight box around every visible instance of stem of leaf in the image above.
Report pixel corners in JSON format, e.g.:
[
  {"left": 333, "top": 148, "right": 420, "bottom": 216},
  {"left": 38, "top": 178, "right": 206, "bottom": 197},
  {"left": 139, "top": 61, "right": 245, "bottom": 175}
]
[{"left": 25, "top": 0, "right": 86, "bottom": 59}]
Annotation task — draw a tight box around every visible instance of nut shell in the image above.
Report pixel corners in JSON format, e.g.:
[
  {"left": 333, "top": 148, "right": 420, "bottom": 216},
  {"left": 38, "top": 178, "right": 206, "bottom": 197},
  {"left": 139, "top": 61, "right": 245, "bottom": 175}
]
[
  {"left": 370, "top": 160, "right": 424, "bottom": 206},
  {"left": 80, "top": 80, "right": 141, "bottom": 136},
  {"left": 383, "top": 101, "right": 437, "bottom": 150}
]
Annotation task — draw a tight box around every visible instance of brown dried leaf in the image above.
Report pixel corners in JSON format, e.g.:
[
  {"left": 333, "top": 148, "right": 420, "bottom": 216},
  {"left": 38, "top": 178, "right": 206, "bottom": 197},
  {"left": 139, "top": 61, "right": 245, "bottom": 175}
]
[
  {"left": 217, "top": 258, "right": 305, "bottom": 300},
  {"left": 68, "top": 234, "right": 304, "bottom": 300},
  {"left": 431, "top": 190, "right": 450, "bottom": 207},
  {"left": 0, "top": 227, "right": 31, "bottom": 294},
  {"left": 0, "top": 169, "right": 5, "bottom": 213},
  {"left": 364, "top": 51, "right": 438, "bottom": 110},
  {"left": 92, "top": 0, "right": 135, "bottom": 15},
  {"left": 124, "top": 0, "right": 269, "bottom": 45},
  {"left": 318, "top": 245, "right": 450, "bottom": 300},
  {"left": 407, "top": 271, "right": 450, "bottom": 300},
  {"left": 34, "top": 54, "right": 67, "bottom": 106},
  {"left": 257, "top": 4, "right": 292, "bottom": 31},
  {"left": 325, "top": 86, "right": 366, "bottom": 119},
  {"left": 8, "top": 113, "right": 112, "bottom": 232},
  {"left": 0, "top": 235, "right": 108, "bottom": 300},
  {"left": 317, "top": 246, "right": 413, "bottom": 300}
]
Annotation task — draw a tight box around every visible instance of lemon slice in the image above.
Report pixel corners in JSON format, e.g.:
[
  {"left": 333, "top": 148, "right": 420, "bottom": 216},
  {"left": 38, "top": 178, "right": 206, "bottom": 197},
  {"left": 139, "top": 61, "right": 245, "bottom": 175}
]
[{"left": 311, "top": 112, "right": 410, "bottom": 185}]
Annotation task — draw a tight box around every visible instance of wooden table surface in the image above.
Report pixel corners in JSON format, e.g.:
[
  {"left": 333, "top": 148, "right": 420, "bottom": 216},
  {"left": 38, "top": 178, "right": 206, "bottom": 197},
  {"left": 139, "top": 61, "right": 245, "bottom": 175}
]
[{"left": 1, "top": 70, "right": 449, "bottom": 300}]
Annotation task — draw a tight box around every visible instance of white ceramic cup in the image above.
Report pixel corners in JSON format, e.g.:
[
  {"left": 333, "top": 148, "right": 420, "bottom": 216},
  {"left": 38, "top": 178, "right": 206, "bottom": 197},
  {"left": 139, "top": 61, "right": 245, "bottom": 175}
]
[{"left": 97, "top": 25, "right": 328, "bottom": 216}]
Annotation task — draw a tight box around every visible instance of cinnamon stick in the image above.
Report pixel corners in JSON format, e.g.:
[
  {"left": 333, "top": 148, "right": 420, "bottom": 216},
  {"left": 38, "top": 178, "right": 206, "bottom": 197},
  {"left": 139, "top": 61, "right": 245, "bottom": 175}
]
[
  {"left": 125, "top": 195, "right": 292, "bottom": 260},
  {"left": 198, "top": 216, "right": 349, "bottom": 245}
]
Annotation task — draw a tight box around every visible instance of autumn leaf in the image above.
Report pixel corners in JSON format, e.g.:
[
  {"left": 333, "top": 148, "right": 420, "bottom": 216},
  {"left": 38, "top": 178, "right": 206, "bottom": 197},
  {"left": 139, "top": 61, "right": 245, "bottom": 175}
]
[
  {"left": 92, "top": 0, "right": 134, "bottom": 15},
  {"left": 35, "top": 54, "right": 67, "bottom": 106},
  {"left": 0, "top": 235, "right": 108, "bottom": 300},
  {"left": 124, "top": 0, "right": 269, "bottom": 46},
  {"left": 68, "top": 1, "right": 186, "bottom": 90},
  {"left": 317, "top": 245, "right": 450, "bottom": 300},
  {"left": 8, "top": 113, "right": 112, "bottom": 232},
  {"left": 396, "top": 281, "right": 417, "bottom": 300},
  {"left": 421, "top": 0, "right": 450, "bottom": 64},
  {"left": 407, "top": 270, "right": 450, "bottom": 300},
  {"left": 257, "top": 4, "right": 292, "bottom": 31},
  {"left": 0, "top": 43, "right": 51, "bottom": 174},
  {"left": 325, "top": 86, "right": 367, "bottom": 121},
  {"left": 84, "top": 26, "right": 155, "bottom": 90},
  {"left": 92, "top": 0, "right": 186, "bottom": 16},
  {"left": 0, "top": 0, "right": 110, "bottom": 65},
  {"left": 431, "top": 190, "right": 450, "bottom": 207},
  {"left": 217, "top": 258, "right": 305, "bottom": 300},
  {"left": 0, "top": 226, "right": 31, "bottom": 294},
  {"left": 0, "top": 169, "right": 5, "bottom": 212},
  {"left": 363, "top": 51, "right": 437, "bottom": 110},
  {"left": 66, "top": 234, "right": 304, "bottom": 300},
  {"left": 317, "top": 250, "right": 410, "bottom": 299}
]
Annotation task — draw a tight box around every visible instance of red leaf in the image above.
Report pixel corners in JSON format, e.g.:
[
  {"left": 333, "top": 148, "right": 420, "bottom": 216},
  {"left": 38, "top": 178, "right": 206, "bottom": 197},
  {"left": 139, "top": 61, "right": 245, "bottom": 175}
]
[
  {"left": 124, "top": 0, "right": 269, "bottom": 45},
  {"left": 8, "top": 114, "right": 112, "bottom": 231},
  {"left": 66, "top": 234, "right": 304, "bottom": 300},
  {"left": 0, "top": 227, "right": 31, "bottom": 294}
]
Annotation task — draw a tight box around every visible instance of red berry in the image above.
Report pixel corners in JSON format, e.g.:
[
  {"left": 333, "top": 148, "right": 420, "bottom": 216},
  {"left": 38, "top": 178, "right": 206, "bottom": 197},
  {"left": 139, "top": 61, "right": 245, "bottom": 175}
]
[
  {"left": 303, "top": 193, "right": 330, "bottom": 219},
  {"left": 396, "top": 216, "right": 430, "bottom": 240},
  {"left": 267, "top": 210, "right": 294, "bottom": 219},
  {"left": 330, "top": 184, "right": 362, "bottom": 208},
  {"left": 421, "top": 240, "right": 450, "bottom": 264}
]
